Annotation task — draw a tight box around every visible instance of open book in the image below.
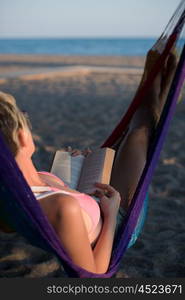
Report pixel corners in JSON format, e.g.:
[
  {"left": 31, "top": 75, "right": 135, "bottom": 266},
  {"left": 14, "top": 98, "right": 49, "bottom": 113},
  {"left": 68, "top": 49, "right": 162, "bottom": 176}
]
[{"left": 50, "top": 147, "right": 115, "bottom": 194}]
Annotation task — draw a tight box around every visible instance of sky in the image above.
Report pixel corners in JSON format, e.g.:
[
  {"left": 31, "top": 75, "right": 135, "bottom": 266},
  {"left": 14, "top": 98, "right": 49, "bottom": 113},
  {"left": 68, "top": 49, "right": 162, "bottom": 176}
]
[{"left": 0, "top": 0, "right": 182, "bottom": 38}]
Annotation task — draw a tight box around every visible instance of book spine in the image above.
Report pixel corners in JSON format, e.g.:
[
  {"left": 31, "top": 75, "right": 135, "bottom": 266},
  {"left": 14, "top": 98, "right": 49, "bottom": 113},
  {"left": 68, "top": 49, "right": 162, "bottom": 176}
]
[{"left": 100, "top": 148, "right": 115, "bottom": 184}]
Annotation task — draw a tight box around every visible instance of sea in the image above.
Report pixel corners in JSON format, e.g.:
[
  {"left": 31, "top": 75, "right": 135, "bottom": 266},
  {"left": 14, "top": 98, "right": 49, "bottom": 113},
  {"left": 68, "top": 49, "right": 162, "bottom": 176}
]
[{"left": 0, "top": 38, "right": 158, "bottom": 56}]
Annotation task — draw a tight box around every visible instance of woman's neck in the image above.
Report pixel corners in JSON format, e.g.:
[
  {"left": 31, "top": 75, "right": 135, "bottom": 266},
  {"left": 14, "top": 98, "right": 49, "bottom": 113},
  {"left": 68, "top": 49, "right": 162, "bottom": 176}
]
[{"left": 15, "top": 154, "right": 46, "bottom": 187}]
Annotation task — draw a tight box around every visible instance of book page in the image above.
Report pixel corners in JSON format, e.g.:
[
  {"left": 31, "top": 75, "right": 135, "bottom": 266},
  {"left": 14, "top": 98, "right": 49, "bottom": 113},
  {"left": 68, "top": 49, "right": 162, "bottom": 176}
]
[
  {"left": 50, "top": 151, "right": 84, "bottom": 189},
  {"left": 77, "top": 149, "right": 106, "bottom": 194},
  {"left": 70, "top": 155, "right": 85, "bottom": 189}
]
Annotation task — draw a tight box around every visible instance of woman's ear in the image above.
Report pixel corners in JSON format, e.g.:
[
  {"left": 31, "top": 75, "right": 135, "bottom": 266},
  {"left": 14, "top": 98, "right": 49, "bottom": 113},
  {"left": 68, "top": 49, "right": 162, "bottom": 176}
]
[{"left": 17, "top": 128, "right": 28, "bottom": 148}]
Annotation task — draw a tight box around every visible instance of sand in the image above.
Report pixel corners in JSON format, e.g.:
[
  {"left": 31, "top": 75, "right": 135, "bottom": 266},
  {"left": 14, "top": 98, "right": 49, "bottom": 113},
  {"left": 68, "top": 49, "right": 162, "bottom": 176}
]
[{"left": 0, "top": 55, "right": 185, "bottom": 278}]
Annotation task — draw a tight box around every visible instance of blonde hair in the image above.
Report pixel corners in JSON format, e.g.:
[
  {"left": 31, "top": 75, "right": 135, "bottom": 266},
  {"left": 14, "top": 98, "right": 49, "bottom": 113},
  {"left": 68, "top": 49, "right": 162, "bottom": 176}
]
[{"left": 0, "top": 91, "right": 30, "bottom": 157}]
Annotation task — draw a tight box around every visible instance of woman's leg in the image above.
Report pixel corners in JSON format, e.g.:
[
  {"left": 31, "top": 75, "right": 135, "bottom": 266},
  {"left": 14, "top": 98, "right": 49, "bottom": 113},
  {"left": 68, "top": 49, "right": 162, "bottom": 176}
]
[
  {"left": 110, "top": 51, "right": 177, "bottom": 211},
  {"left": 110, "top": 109, "right": 153, "bottom": 211}
]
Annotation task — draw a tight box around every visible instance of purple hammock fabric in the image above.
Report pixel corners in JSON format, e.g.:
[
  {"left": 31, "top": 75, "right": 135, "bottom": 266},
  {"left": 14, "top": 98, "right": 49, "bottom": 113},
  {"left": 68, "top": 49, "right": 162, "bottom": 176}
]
[{"left": 0, "top": 2, "right": 185, "bottom": 278}]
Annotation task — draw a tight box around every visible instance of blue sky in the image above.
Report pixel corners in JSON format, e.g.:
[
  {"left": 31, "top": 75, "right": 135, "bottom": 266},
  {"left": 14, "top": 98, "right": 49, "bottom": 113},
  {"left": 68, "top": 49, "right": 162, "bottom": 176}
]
[{"left": 0, "top": 0, "right": 181, "bottom": 38}]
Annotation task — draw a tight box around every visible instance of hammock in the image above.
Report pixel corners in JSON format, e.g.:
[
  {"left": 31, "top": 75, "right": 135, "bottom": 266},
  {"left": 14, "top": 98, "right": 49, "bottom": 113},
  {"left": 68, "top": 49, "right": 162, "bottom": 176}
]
[{"left": 0, "top": 1, "right": 185, "bottom": 278}]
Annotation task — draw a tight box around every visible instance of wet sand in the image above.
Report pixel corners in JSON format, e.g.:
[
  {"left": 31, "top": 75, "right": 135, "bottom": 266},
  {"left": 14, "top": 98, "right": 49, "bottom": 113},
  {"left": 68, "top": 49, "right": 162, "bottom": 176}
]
[{"left": 0, "top": 55, "right": 185, "bottom": 278}]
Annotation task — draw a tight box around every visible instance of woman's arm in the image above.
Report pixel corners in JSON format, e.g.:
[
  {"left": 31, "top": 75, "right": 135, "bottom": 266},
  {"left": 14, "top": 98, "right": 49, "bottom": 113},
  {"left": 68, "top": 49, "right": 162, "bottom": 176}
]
[
  {"left": 93, "top": 214, "right": 117, "bottom": 273},
  {"left": 52, "top": 194, "right": 118, "bottom": 274},
  {"left": 39, "top": 184, "right": 120, "bottom": 274}
]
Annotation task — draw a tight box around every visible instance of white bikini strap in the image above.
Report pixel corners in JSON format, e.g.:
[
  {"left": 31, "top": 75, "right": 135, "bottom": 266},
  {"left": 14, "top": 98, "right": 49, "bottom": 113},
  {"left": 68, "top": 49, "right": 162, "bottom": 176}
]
[
  {"left": 31, "top": 186, "right": 53, "bottom": 193},
  {"left": 31, "top": 186, "right": 72, "bottom": 196}
]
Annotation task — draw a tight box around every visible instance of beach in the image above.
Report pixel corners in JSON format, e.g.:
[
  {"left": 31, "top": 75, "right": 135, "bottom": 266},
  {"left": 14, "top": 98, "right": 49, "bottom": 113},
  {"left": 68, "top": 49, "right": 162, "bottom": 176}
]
[{"left": 0, "top": 54, "right": 185, "bottom": 278}]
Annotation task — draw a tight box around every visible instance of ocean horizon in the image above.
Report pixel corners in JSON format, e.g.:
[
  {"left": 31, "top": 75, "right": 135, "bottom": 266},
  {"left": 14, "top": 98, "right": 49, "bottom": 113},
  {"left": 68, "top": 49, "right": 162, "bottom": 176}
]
[{"left": 0, "top": 37, "right": 158, "bottom": 56}]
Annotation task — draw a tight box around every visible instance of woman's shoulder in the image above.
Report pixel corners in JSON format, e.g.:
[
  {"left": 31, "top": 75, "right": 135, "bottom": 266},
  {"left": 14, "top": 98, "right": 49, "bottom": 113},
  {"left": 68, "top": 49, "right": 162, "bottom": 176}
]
[
  {"left": 52, "top": 192, "right": 80, "bottom": 206},
  {"left": 38, "top": 190, "right": 81, "bottom": 216}
]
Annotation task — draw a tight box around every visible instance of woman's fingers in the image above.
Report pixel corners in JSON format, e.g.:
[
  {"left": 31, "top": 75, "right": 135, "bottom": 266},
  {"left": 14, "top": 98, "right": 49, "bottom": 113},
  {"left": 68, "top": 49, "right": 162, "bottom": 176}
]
[
  {"left": 93, "top": 188, "right": 113, "bottom": 200},
  {"left": 62, "top": 146, "right": 92, "bottom": 157},
  {"left": 82, "top": 147, "right": 92, "bottom": 157},
  {"left": 94, "top": 182, "right": 116, "bottom": 196},
  {"left": 93, "top": 189, "right": 106, "bottom": 198},
  {"left": 64, "top": 146, "right": 82, "bottom": 156},
  {"left": 65, "top": 146, "right": 72, "bottom": 152},
  {"left": 95, "top": 182, "right": 115, "bottom": 190},
  {"left": 64, "top": 146, "right": 92, "bottom": 157},
  {"left": 71, "top": 149, "right": 82, "bottom": 156}
]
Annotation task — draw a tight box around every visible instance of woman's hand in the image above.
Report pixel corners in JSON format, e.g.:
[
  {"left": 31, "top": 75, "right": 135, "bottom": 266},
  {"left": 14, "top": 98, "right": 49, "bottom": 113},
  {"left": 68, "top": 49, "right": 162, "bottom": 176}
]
[
  {"left": 65, "top": 146, "right": 92, "bottom": 157},
  {"left": 92, "top": 182, "right": 121, "bottom": 219}
]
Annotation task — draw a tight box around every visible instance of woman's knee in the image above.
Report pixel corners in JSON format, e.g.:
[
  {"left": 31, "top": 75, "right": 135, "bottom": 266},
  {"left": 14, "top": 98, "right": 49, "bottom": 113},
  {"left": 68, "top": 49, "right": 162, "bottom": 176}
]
[{"left": 127, "top": 127, "right": 150, "bottom": 144}]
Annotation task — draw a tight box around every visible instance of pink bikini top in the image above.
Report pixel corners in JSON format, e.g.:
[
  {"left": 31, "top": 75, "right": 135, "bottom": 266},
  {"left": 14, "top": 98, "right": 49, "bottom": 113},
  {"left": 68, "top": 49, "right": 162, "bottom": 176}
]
[{"left": 31, "top": 171, "right": 102, "bottom": 246}]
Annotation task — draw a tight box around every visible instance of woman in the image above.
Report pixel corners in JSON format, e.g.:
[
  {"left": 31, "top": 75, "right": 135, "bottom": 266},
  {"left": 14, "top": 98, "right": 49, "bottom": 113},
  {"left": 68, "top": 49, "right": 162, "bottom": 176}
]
[{"left": 0, "top": 49, "right": 176, "bottom": 274}]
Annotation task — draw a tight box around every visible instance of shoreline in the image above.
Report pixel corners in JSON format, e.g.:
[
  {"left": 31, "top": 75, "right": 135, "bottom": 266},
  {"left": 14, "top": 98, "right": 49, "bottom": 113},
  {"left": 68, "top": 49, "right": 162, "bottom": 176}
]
[
  {"left": 0, "top": 54, "right": 145, "bottom": 82},
  {"left": 0, "top": 65, "right": 143, "bottom": 81},
  {"left": 0, "top": 54, "right": 145, "bottom": 68}
]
